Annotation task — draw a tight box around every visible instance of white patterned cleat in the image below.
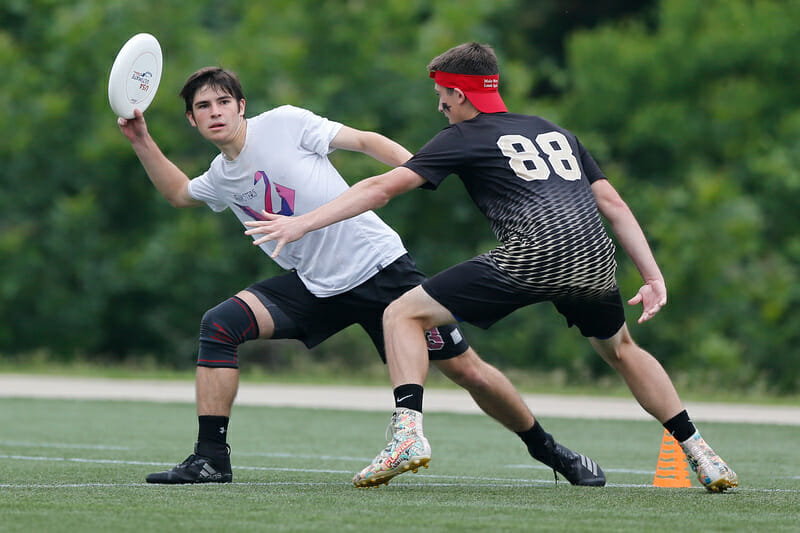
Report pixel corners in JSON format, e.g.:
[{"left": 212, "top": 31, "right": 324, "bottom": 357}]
[
  {"left": 680, "top": 432, "right": 738, "bottom": 492},
  {"left": 353, "top": 408, "right": 431, "bottom": 488}
]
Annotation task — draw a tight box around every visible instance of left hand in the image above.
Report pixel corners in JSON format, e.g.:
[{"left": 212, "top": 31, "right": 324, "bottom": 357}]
[
  {"left": 627, "top": 279, "right": 667, "bottom": 323},
  {"left": 244, "top": 211, "right": 310, "bottom": 258}
]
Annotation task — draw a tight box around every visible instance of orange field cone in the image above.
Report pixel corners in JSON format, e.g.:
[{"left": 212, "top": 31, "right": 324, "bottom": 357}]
[{"left": 652, "top": 429, "right": 692, "bottom": 488}]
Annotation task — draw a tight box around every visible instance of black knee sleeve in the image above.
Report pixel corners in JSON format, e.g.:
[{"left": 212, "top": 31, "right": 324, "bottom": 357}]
[{"left": 197, "top": 296, "right": 259, "bottom": 368}]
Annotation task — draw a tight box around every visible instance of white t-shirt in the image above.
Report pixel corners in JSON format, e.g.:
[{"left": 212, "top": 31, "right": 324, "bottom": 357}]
[{"left": 188, "top": 105, "right": 407, "bottom": 297}]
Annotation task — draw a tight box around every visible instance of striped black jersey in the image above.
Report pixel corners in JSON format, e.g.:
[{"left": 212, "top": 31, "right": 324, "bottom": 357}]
[{"left": 403, "top": 112, "right": 617, "bottom": 298}]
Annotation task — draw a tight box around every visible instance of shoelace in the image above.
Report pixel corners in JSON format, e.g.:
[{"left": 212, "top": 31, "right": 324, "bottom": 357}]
[
  {"left": 376, "top": 412, "right": 402, "bottom": 456},
  {"left": 178, "top": 454, "right": 197, "bottom": 467},
  {"left": 384, "top": 414, "right": 398, "bottom": 442}
]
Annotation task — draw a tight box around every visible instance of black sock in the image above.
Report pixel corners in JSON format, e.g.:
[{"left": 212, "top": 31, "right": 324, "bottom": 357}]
[
  {"left": 663, "top": 410, "right": 696, "bottom": 443},
  {"left": 393, "top": 384, "right": 424, "bottom": 412},
  {"left": 516, "top": 419, "right": 555, "bottom": 465},
  {"left": 197, "top": 415, "right": 229, "bottom": 456}
]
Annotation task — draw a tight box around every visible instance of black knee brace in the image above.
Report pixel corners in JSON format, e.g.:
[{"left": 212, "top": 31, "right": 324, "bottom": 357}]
[{"left": 197, "top": 296, "right": 259, "bottom": 368}]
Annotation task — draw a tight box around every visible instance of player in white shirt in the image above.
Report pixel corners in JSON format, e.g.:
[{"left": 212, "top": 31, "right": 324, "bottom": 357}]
[{"left": 117, "top": 66, "right": 604, "bottom": 486}]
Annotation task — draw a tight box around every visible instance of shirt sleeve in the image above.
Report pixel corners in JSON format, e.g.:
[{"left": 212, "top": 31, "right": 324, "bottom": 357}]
[
  {"left": 279, "top": 105, "right": 343, "bottom": 156},
  {"left": 402, "top": 126, "right": 465, "bottom": 190},
  {"left": 188, "top": 168, "right": 228, "bottom": 212},
  {"left": 577, "top": 138, "right": 607, "bottom": 184}
]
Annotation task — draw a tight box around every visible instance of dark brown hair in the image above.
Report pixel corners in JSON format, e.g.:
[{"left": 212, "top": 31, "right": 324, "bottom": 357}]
[
  {"left": 427, "top": 42, "right": 499, "bottom": 75},
  {"left": 179, "top": 67, "right": 245, "bottom": 113}
]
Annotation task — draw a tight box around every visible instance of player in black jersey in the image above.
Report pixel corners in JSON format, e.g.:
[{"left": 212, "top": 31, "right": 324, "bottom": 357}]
[{"left": 245, "top": 43, "right": 737, "bottom": 492}]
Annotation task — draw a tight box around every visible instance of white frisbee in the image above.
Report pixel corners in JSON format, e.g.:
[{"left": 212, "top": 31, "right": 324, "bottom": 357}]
[{"left": 107, "top": 33, "right": 163, "bottom": 119}]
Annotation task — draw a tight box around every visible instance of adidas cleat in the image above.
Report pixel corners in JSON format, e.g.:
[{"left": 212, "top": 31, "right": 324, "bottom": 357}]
[
  {"left": 530, "top": 433, "right": 605, "bottom": 486},
  {"left": 146, "top": 443, "right": 232, "bottom": 484},
  {"left": 353, "top": 408, "right": 431, "bottom": 488},
  {"left": 550, "top": 441, "right": 606, "bottom": 486},
  {"left": 680, "top": 432, "right": 738, "bottom": 492}
]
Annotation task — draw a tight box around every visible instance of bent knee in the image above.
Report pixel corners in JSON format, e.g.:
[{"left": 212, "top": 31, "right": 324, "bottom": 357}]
[
  {"left": 383, "top": 293, "right": 428, "bottom": 327},
  {"left": 592, "top": 326, "right": 642, "bottom": 364},
  {"left": 384, "top": 286, "right": 449, "bottom": 331},
  {"left": 604, "top": 340, "right": 647, "bottom": 370},
  {"left": 198, "top": 296, "right": 259, "bottom": 368}
]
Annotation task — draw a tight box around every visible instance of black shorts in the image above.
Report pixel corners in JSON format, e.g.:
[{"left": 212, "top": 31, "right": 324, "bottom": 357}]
[
  {"left": 421, "top": 257, "right": 625, "bottom": 339},
  {"left": 245, "top": 254, "right": 469, "bottom": 362}
]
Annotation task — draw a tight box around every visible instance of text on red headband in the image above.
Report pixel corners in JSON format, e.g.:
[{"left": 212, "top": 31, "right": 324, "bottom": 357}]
[{"left": 430, "top": 71, "right": 500, "bottom": 92}]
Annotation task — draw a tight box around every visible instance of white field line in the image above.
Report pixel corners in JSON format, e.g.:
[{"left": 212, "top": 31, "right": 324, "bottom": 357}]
[
  {"left": 0, "top": 444, "right": 645, "bottom": 474},
  {"left": 1, "top": 374, "right": 799, "bottom": 425},
  {"left": 0, "top": 451, "right": 678, "bottom": 490},
  {"left": 2, "top": 452, "right": 799, "bottom": 493},
  {"left": 0, "top": 440, "right": 130, "bottom": 451}
]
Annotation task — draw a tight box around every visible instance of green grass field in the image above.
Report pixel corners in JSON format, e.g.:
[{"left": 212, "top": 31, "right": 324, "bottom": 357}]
[{"left": 1, "top": 397, "right": 798, "bottom": 532}]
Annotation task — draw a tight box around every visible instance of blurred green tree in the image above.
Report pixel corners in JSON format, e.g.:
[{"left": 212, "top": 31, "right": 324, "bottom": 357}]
[{"left": 1, "top": 0, "right": 797, "bottom": 393}]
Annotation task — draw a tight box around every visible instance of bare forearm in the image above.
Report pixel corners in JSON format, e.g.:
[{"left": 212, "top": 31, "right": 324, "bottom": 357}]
[
  {"left": 608, "top": 209, "right": 663, "bottom": 282},
  {"left": 131, "top": 136, "right": 196, "bottom": 207},
  {"left": 298, "top": 176, "right": 392, "bottom": 233},
  {"left": 593, "top": 180, "right": 662, "bottom": 282},
  {"left": 331, "top": 127, "right": 412, "bottom": 167},
  {"left": 358, "top": 132, "right": 412, "bottom": 167},
  {"left": 592, "top": 180, "right": 666, "bottom": 320}
]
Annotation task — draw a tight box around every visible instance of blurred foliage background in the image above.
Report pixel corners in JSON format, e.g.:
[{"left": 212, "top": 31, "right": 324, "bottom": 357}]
[{"left": 2, "top": 0, "right": 799, "bottom": 394}]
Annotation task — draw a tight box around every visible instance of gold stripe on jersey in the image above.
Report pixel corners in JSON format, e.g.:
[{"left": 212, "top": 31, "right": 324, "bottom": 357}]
[{"left": 489, "top": 232, "right": 617, "bottom": 299}]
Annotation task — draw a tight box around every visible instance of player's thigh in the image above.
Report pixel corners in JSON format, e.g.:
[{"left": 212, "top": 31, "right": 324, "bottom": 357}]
[
  {"left": 589, "top": 322, "right": 631, "bottom": 366},
  {"left": 235, "top": 290, "right": 276, "bottom": 339},
  {"left": 421, "top": 257, "right": 538, "bottom": 329},
  {"left": 385, "top": 285, "right": 457, "bottom": 330}
]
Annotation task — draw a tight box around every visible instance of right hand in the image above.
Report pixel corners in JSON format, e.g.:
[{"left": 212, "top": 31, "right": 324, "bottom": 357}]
[
  {"left": 244, "top": 211, "right": 312, "bottom": 258},
  {"left": 116, "top": 108, "right": 148, "bottom": 143},
  {"left": 627, "top": 278, "right": 667, "bottom": 323}
]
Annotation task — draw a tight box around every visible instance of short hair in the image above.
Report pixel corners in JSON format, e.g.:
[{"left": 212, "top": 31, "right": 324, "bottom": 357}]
[
  {"left": 427, "top": 42, "right": 499, "bottom": 76},
  {"left": 179, "top": 67, "right": 245, "bottom": 113}
]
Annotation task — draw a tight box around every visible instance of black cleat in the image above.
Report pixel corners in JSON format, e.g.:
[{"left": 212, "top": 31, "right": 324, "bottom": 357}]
[
  {"left": 146, "top": 443, "right": 232, "bottom": 484},
  {"left": 549, "top": 441, "right": 605, "bottom": 486}
]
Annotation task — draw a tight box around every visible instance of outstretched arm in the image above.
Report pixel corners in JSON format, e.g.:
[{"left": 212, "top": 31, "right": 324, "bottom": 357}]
[
  {"left": 117, "top": 109, "right": 202, "bottom": 208},
  {"left": 591, "top": 179, "right": 666, "bottom": 323},
  {"left": 244, "top": 166, "right": 426, "bottom": 258},
  {"left": 330, "top": 125, "right": 412, "bottom": 167}
]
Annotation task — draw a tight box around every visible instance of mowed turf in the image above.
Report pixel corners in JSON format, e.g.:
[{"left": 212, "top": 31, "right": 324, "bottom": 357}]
[{"left": 1, "top": 397, "right": 798, "bottom": 532}]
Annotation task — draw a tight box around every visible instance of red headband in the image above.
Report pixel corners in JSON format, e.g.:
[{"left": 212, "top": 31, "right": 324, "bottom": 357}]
[{"left": 430, "top": 70, "right": 507, "bottom": 113}]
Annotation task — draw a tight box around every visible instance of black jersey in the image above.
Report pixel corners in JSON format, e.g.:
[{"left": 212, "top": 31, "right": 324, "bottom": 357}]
[{"left": 404, "top": 113, "right": 617, "bottom": 298}]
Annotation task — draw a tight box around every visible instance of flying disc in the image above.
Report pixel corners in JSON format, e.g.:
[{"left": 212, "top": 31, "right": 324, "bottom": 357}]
[{"left": 107, "top": 33, "right": 163, "bottom": 119}]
